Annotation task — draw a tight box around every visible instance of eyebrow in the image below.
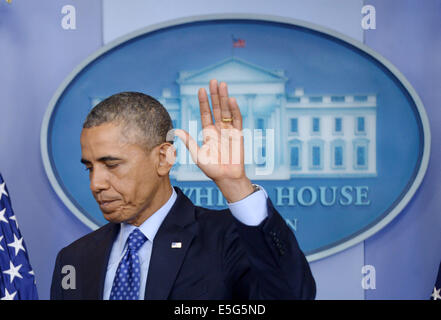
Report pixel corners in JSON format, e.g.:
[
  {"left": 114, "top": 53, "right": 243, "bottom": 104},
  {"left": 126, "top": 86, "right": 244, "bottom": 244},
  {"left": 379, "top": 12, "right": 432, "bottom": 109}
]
[{"left": 80, "top": 156, "right": 122, "bottom": 164}]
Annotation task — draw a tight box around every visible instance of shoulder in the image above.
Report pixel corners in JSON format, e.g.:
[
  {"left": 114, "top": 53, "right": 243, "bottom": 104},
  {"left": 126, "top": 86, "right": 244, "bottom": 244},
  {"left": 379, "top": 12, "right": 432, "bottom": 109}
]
[
  {"left": 194, "top": 205, "right": 235, "bottom": 222},
  {"left": 57, "top": 223, "right": 117, "bottom": 258},
  {"left": 192, "top": 206, "right": 240, "bottom": 237}
]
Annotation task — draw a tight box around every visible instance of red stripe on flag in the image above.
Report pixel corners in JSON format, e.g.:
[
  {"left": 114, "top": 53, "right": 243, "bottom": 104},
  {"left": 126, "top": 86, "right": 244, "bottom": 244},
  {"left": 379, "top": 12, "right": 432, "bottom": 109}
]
[{"left": 233, "top": 38, "right": 245, "bottom": 48}]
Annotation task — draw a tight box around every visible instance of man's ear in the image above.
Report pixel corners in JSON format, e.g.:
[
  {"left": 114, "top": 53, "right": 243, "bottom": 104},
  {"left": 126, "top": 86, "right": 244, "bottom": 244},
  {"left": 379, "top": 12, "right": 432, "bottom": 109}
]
[{"left": 157, "top": 143, "right": 176, "bottom": 176}]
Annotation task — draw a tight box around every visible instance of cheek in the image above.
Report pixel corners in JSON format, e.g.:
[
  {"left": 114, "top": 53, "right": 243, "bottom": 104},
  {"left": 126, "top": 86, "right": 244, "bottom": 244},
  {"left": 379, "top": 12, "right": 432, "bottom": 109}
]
[
  {"left": 108, "top": 173, "right": 136, "bottom": 204},
  {"left": 110, "top": 170, "right": 153, "bottom": 206},
  {"left": 134, "top": 170, "right": 157, "bottom": 200},
  {"left": 133, "top": 167, "right": 160, "bottom": 205}
]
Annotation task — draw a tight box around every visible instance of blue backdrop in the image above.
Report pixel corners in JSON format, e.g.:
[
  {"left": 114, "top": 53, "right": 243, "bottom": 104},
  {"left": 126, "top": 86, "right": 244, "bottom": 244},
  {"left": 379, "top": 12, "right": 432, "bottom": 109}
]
[{"left": 0, "top": 0, "right": 440, "bottom": 299}]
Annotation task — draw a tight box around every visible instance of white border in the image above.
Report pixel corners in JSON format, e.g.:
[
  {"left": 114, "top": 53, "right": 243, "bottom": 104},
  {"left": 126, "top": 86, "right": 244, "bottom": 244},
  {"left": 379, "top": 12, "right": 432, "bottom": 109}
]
[{"left": 40, "top": 14, "right": 431, "bottom": 261}]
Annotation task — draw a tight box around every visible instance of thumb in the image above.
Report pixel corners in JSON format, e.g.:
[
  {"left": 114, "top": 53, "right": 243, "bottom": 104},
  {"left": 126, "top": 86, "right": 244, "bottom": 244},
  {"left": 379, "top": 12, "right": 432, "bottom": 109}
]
[{"left": 174, "top": 129, "right": 200, "bottom": 164}]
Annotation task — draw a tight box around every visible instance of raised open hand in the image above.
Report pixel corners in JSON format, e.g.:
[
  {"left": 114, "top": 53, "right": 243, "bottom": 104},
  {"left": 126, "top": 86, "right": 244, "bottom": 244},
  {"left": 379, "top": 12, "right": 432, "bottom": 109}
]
[{"left": 174, "top": 79, "right": 254, "bottom": 202}]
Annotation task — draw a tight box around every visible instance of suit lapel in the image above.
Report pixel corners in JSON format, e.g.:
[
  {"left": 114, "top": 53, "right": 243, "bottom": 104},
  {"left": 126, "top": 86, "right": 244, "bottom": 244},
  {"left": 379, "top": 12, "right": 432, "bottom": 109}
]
[
  {"left": 144, "top": 187, "right": 197, "bottom": 300},
  {"left": 82, "top": 223, "right": 119, "bottom": 299}
]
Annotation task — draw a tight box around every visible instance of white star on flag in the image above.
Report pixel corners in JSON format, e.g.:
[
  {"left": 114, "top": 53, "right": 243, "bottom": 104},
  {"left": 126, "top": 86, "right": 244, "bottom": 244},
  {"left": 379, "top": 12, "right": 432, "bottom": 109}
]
[
  {"left": 0, "top": 235, "right": 4, "bottom": 251},
  {"left": 8, "top": 234, "right": 26, "bottom": 256},
  {"left": 3, "top": 261, "right": 23, "bottom": 283},
  {"left": 1, "top": 288, "right": 17, "bottom": 300},
  {"left": 29, "top": 270, "right": 36, "bottom": 285},
  {"left": 431, "top": 287, "right": 441, "bottom": 300},
  {"left": 0, "top": 182, "right": 8, "bottom": 199},
  {"left": 9, "top": 214, "right": 18, "bottom": 228},
  {"left": 0, "top": 208, "right": 8, "bottom": 224}
]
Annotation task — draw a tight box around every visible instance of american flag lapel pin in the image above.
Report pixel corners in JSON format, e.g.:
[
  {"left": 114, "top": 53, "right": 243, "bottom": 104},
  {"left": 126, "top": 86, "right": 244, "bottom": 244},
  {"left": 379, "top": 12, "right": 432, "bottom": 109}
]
[{"left": 171, "top": 242, "right": 182, "bottom": 249}]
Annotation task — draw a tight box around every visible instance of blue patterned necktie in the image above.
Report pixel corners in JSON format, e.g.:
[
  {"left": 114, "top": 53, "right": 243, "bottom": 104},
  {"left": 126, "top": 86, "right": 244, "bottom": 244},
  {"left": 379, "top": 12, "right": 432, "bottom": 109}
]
[{"left": 109, "top": 228, "right": 147, "bottom": 300}]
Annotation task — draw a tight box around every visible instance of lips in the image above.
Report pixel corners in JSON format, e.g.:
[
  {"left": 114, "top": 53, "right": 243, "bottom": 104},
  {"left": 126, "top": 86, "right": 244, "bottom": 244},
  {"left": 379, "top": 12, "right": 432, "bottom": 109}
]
[{"left": 98, "top": 199, "right": 120, "bottom": 211}]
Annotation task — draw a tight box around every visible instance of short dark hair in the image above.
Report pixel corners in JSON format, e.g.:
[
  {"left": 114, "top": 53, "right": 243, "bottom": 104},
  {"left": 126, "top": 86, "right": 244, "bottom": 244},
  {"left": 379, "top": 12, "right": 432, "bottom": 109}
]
[{"left": 83, "top": 92, "right": 173, "bottom": 151}]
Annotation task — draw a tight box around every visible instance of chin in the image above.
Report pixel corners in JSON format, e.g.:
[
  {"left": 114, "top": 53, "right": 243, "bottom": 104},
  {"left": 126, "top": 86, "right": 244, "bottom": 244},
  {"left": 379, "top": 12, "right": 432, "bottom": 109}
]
[
  {"left": 103, "top": 216, "right": 122, "bottom": 224},
  {"left": 102, "top": 211, "right": 126, "bottom": 224},
  {"left": 102, "top": 210, "right": 139, "bottom": 225}
]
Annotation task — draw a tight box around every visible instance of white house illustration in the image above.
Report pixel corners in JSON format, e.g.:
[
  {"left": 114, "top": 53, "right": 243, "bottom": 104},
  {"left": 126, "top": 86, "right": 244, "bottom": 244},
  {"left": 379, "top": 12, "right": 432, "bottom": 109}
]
[{"left": 91, "top": 57, "right": 377, "bottom": 181}]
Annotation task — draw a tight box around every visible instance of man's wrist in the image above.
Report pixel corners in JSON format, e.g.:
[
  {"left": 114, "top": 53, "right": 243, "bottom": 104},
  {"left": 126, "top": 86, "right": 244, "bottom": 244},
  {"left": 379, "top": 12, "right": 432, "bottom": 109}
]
[
  {"left": 227, "top": 184, "right": 268, "bottom": 226},
  {"left": 250, "top": 183, "right": 261, "bottom": 194},
  {"left": 215, "top": 177, "right": 255, "bottom": 203}
]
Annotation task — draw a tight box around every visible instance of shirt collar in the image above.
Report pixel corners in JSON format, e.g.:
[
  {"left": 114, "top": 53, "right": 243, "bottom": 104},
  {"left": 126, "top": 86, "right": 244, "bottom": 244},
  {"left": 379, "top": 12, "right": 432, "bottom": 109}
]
[{"left": 118, "top": 187, "right": 177, "bottom": 247}]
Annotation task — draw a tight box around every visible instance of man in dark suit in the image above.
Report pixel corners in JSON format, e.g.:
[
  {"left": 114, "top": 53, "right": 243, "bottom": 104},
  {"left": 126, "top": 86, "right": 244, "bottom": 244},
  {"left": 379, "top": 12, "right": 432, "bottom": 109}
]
[{"left": 50, "top": 80, "right": 315, "bottom": 300}]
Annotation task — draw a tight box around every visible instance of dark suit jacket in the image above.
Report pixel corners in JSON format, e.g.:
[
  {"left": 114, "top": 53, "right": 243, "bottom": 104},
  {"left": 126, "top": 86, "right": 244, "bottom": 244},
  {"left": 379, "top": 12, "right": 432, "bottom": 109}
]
[{"left": 50, "top": 187, "right": 315, "bottom": 299}]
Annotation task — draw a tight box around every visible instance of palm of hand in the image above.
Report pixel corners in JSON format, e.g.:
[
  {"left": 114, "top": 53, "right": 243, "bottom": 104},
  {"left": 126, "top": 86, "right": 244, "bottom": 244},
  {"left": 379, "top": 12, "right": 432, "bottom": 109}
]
[{"left": 174, "top": 80, "right": 245, "bottom": 182}]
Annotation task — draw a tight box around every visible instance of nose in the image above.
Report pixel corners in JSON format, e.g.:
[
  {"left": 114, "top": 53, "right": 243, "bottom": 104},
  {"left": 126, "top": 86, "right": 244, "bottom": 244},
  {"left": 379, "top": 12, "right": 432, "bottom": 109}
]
[{"left": 89, "top": 166, "right": 110, "bottom": 194}]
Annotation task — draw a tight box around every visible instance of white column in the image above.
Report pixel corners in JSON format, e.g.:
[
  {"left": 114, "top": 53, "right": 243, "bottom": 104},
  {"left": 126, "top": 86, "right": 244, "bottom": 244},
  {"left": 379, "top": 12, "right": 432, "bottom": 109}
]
[{"left": 246, "top": 94, "right": 255, "bottom": 130}]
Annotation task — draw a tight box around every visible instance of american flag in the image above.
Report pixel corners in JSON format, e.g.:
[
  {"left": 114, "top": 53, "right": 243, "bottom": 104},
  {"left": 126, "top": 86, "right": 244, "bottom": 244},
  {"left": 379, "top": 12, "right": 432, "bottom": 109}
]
[
  {"left": 232, "top": 36, "right": 246, "bottom": 48},
  {"left": 431, "top": 261, "right": 441, "bottom": 300},
  {"left": 0, "top": 173, "right": 38, "bottom": 300}
]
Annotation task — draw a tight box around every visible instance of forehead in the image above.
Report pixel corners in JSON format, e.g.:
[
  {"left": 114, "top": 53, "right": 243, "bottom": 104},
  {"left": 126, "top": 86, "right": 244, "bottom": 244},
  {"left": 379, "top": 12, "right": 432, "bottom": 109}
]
[
  {"left": 80, "top": 122, "right": 136, "bottom": 157},
  {"left": 81, "top": 122, "right": 124, "bottom": 143}
]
